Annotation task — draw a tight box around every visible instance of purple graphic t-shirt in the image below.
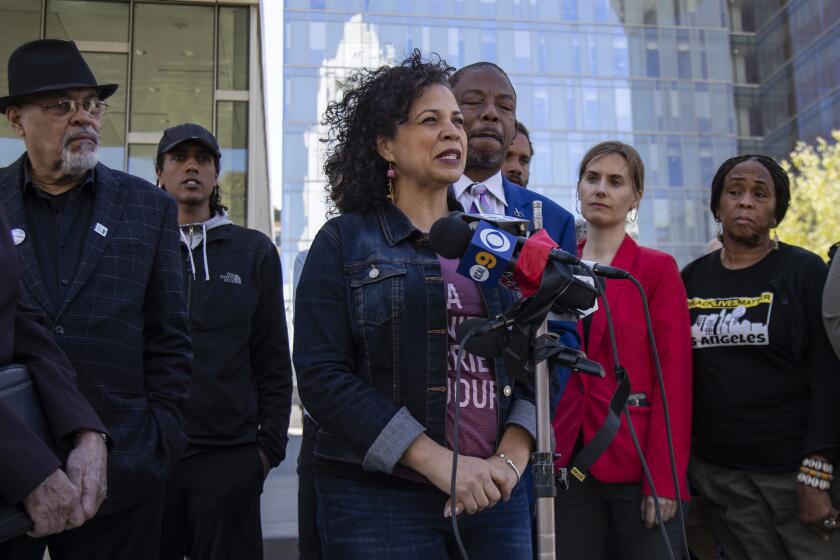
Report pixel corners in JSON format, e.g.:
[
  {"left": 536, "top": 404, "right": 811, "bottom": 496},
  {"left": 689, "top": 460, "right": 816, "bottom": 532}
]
[{"left": 441, "top": 256, "right": 498, "bottom": 460}]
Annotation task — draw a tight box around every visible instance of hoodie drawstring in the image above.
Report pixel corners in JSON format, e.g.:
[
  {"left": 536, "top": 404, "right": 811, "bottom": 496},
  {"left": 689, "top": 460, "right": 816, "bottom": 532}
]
[
  {"left": 181, "top": 228, "right": 197, "bottom": 280},
  {"left": 180, "top": 212, "right": 231, "bottom": 283},
  {"left": 201, "top": 222, "right": 209, "bottom": 281}
]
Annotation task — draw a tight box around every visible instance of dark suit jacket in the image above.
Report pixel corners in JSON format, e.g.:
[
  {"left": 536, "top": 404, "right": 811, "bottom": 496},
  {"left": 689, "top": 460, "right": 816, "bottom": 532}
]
[
  {"left": 501, "top": 176, "right": 577, "bottom": 255},
  {"left": 0, "top": 212, "right": 106, "bottom": 505},
  {"left": 0, "top": 155, "right": 192, "bottom": 514}
]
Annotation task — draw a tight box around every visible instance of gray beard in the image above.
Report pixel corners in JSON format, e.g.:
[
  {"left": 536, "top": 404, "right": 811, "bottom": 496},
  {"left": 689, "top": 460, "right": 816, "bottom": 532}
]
[
  {"left": 61, "top": 145, "right": 99, "bottom": 175},
  {"left": 467, "top": 145, "right": 505, "bottom": 171}
]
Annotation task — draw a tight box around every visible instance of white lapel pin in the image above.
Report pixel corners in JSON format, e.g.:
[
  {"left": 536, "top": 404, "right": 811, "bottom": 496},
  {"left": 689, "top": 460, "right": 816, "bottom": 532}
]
[
  {"left": 94, "top": 223, "right": 108, "bottom": 237},
  {"left": 11, "top": 228, "right": 25, "bottom": 246}
]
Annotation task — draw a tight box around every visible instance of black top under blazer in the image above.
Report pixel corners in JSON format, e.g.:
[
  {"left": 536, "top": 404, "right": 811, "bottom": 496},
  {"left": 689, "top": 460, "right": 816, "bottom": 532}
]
[
  {"left": 0, "top": 210, "right": 107, "bottom": 505},
  {"left": 0, "top": 155, "right": 192, "bottom": 515}
]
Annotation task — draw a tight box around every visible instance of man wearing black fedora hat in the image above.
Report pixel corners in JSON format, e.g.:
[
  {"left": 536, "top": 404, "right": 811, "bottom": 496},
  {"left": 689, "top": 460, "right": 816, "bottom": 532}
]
[{"left": 0, "top": 39, "right": 192, "bottom": 559}]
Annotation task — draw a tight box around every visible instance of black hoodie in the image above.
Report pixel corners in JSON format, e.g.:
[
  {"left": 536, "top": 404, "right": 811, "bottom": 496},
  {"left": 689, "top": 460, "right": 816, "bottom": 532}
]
[{"left": 179, "top": 214, "right": 292, "bottom": 466}]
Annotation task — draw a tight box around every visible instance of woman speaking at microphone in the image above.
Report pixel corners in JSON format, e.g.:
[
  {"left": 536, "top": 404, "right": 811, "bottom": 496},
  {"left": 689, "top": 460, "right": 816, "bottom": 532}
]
[
  {"left": 293, "top": 51, "right": 537, "bottom": 559},
  {"left": 553, "top": 141, "right": 693, "bottom": 558}
]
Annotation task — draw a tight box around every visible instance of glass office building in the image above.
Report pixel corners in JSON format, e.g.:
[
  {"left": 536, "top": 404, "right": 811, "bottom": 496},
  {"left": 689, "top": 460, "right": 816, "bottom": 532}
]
[
  {"left": 0, "top": 0, "right": 270, "bottom": 231},
  {"left": 279, "top": 0, "right": 740, "bottom": 300},
  {"left": 729, "top": 0, "right": 840, "bottom": 158}
]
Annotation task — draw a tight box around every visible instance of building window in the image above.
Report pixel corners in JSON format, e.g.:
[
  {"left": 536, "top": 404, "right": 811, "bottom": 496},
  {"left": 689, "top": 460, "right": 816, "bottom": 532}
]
[
  {"left": 127, "top": 143, "right": 157, "bottom": 185},
  {"left": 47, "top": 0, "right": 129, "bottom": 43},
  {"left": 131, "top": 3, "right": 215, "bottom": 133},
  {"left": 0, "top": 0, "right": 41, "bottom": 166},
  {"left": 218, "top": 7, "right": 249, "bottom": 91},
  {"left": 85, "top": 52, "right": 128, "bottom": 170},
  {"left": 216, "top": 101, "right": 248, "bottom": 226}
]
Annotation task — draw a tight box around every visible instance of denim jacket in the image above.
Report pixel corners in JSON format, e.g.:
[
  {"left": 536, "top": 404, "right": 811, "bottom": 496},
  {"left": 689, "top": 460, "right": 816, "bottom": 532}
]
[{"left": 293, "top": 203, "right": 541, "bottom": 474}]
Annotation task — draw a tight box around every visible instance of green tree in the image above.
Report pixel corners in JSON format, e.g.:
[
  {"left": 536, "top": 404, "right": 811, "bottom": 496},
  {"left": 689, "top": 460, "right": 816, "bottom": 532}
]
[
  {"left": 220, "top": 170, "right": 247, "bottom": 226},
  {"left": 776, "top": 130, "right": 840, "bottom": 260}
]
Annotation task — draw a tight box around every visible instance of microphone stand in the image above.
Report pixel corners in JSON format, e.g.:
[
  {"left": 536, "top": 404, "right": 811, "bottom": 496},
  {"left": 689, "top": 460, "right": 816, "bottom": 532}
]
[{"left": 530, "top": 201, "right": 557, "bottom": 560}]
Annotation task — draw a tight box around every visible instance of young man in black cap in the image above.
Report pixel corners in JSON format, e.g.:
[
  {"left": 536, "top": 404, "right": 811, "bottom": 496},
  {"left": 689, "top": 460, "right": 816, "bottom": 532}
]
[
  {"left": 0, "top": 39, "right": 191, "bottom": 559},
  {"left": 155, "top": 123, "right": 293, "bottom": 560}
]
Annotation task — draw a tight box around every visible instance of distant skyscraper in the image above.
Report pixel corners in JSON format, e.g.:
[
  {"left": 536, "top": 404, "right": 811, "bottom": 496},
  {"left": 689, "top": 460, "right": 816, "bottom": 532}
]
[
  {"left": 280, "top": 1, "right": 735, "bottom": 282},
  {"left": 279, "top": 0, "right": 839, "bottom": 319},
  {"left": 729, "top": 0, "right": 840, "bottom": 158}
]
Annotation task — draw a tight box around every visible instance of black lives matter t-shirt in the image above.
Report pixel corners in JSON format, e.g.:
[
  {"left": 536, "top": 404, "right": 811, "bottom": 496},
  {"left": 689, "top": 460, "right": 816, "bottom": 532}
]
[{"left": 682, "top": 249, "right": 808, "bottom": 471}]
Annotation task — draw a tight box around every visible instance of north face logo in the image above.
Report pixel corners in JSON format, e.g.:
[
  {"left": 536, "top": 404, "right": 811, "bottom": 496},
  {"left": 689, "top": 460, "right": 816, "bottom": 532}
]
[{"left": 220, "top": 272, "right": 242, "bottom": 285}]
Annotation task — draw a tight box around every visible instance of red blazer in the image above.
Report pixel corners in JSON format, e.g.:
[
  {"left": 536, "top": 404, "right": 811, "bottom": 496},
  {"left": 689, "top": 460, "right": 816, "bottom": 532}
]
[{"left": 553, "top": 235, "right": 692, "bottom": 499}]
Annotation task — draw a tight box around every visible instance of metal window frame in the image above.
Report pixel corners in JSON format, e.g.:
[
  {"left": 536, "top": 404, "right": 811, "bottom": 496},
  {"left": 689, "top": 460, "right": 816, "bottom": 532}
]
[{"left": 35, "top": 0, "right": 261, "bottom": 228}]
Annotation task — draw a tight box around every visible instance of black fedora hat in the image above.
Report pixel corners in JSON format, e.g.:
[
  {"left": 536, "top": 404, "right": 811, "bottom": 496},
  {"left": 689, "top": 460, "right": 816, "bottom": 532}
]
[{"left": 0, "top": 39, "right": 118, "bottom": 113}]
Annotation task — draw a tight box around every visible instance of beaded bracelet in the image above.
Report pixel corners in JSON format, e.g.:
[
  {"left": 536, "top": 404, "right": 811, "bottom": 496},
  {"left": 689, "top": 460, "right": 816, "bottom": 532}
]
[
  {"left": 803, "top": 457, "right": 834, "bottom": 474},
  {"left": 800, "top": 467, "right": 833, "bottom": 481},
  {"left": 798, "top": 471, "right": 832, "bottom": 490},
  {"left": 798, "top": 457, "right": 834, "bottom": 491}
]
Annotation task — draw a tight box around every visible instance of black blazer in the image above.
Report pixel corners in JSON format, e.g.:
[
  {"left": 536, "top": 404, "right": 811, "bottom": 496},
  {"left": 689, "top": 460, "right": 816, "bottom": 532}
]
[
  {"left": 0, "top": 155, "right": 192, "bottom": 514},
  {"left": 0, "top": 211, "right": 106, "bottom": 505}
]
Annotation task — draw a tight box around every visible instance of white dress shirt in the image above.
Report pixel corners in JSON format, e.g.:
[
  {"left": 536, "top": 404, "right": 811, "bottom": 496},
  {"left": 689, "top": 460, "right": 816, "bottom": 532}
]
[{"left": 453, "top": 171, "right": 508, "bottom": 216}]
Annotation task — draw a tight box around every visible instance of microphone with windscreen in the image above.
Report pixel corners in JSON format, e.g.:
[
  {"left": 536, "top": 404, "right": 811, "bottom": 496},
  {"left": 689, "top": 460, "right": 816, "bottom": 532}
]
[
  {"left": 429, "top": 214, "right": 597, "bottom": 312},
  {"left": 430, "top": 213, "right": 630, "bottom": 280}
]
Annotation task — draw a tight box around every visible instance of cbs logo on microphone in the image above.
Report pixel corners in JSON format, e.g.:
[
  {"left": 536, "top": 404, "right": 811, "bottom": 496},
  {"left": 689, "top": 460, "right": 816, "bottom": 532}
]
[{"left": 468, "top": 228, "right": 511, "bottom": 282}]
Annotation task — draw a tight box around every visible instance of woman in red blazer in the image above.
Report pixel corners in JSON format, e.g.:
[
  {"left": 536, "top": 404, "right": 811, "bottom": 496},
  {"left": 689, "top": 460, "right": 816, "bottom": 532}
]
[{"left": 553, "top": 141, "right": 693, "bottom": 559}]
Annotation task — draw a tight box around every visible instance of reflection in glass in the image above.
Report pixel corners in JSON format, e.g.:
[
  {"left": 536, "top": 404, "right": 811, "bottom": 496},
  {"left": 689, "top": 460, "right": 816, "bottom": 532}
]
[
  {"left": 46, "top": 0, "right": 129, "bottom": 43},
  {"left": 128, "top": 144, "right": 158, "bottom": 186},
  {"left": 218, "top": 7, "right": 249, "bottom": 91},
  {"left": 0, "top": 0, "right": 40, "bottom": 164},
  {"left": 84, "top": 52, "right": 127, "bottom": 170},
  {"left": 216, "top": 101, "right": 249, "bottom": 226},
  {"left": 131, "top": 3, "right": 214, "bottom": 132}
]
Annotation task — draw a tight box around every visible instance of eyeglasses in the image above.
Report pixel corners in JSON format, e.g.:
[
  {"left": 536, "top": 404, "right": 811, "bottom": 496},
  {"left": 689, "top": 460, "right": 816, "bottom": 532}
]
[{"left": 24, "top": 98, "right": 109, "bottom": 118}]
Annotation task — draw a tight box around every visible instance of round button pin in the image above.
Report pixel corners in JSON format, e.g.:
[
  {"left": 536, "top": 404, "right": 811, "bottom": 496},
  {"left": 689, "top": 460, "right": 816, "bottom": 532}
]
[
  {"left": 503, "top": 385, "right": 512, "bottom": 397},
  {"left": 369, "top": 267, "right": 380, "bottom": 279},
  {"left": 11, "top": 228, "right": 25, "bottom": 246}
]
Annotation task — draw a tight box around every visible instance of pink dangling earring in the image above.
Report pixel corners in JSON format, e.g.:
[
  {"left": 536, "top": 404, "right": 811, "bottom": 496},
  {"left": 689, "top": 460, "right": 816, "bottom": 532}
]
[{"left": 386, "top": 162, "right": 396, "bottom": 202}]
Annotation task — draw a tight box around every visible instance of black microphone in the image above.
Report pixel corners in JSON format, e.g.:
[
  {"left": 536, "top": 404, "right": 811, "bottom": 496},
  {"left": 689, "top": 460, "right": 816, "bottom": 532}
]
[
  {"left": 577, "top": 261, "right": 630, "bottom": 280},
  {"left": 456, "top": 316, "right": 513, "bottom": 359},
  {"left": 429, "top": 214, "right": 629, "bottom": 279}
]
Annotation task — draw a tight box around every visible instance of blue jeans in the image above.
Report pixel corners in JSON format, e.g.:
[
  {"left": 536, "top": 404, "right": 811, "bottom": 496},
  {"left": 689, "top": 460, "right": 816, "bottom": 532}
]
[{"left": 315, "top": 471, "right": 532, "bottom": 559}]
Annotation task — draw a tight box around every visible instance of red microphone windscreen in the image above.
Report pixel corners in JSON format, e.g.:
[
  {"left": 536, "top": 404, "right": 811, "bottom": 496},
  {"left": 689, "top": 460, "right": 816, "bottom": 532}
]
[{"left": 512, "top": 229, "right": 557, "bottom": 297}]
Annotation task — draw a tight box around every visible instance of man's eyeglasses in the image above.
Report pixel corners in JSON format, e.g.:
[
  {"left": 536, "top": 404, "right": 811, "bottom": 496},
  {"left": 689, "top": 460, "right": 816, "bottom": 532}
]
[{"left": 24, "top": 98, "right": 109, "bottom": 118}]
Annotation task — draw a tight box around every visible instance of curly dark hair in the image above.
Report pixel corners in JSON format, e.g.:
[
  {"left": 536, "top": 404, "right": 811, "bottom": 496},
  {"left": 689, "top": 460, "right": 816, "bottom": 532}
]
[
  {"left": 207, "top": 184, "right": 228, "bottom": 217},
  {"left": 710, "top": 154, "right": 790, "bottom": 225},
  {"left": 321, "top": 50, "right": 455, "bottom": 215}
]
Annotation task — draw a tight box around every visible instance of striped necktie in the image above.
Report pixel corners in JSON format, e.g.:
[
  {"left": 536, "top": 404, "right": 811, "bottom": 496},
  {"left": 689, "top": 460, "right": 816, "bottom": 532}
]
[{"left": 469, "top": 182, "right": 491, "bottom": 214}]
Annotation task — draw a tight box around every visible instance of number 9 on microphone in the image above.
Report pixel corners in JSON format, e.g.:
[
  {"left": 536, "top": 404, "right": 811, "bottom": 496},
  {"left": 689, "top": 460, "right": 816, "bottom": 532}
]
[{"left": 455, "top": 221, "right": 517, "bottom": 287}]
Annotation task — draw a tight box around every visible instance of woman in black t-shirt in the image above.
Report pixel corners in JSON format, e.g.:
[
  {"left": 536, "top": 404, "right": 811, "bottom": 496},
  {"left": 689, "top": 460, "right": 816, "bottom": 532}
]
[{"left": 682, "top": 155, "right": 840, "bottom": 559}]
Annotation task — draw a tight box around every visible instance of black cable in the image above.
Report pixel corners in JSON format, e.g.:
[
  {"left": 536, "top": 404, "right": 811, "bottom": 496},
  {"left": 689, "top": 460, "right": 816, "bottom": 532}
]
[
  {"left": 628, "top": 274, "right": 691, "bottom": 560},
  {"left": 450, "top": 331, "right": 472, "bottom": 560},
  {"left": 578, "top": 263, "right": 676, "bottom": 560}
]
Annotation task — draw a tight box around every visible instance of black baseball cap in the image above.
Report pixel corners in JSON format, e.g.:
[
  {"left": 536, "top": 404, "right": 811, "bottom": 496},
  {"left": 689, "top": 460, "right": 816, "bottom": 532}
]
[{"left": 157, "top": 123, "right": 221, "bottom": 160}]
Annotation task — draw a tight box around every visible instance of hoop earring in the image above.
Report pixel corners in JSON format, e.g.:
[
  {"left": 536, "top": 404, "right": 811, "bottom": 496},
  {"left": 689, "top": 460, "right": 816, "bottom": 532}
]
[
  {"left": 575, "top": 197, "right": 581, "bottom": 214},
  {"left": 628, "top": 207, "right": 638, "bottom": 223},
  {"left": 715, "top": 219, "right": 723, "bottom": 241},
  {"left": 386, "top": 162, "right": 396, "bottom": 202}
]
